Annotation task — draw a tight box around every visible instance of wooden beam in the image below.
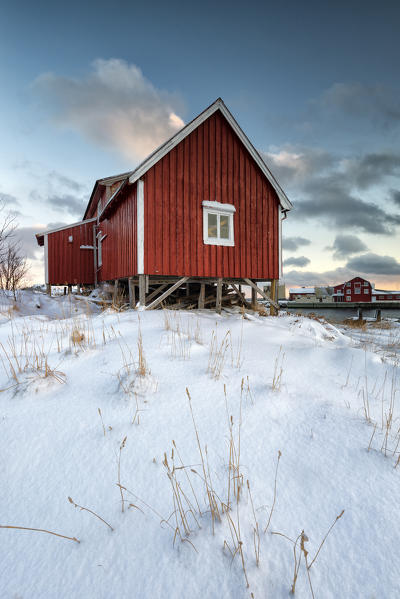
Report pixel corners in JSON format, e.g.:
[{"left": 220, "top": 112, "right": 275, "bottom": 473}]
[
  {"left": 216, "top": 278, "right": 222, "bottom": 314},
  {"left": 139, "top": 274, "right": 146, "bottom": 308},
  {"left": 230, "top": 283, "right": 251, "bottom": 308},
  {"left": 145, "top": 277, "right": 189, "bottom": 310},
  {"left": 146, "top": 284, "right": 168, "bottom": 303},
  {"left": 128, "top": 277, "right": 135, "bottom": 309},
  {"left": 243, "top": 278, "right": 280, "bottom": 310},
  {"left": 198, "top": 283, "right": 205, "bottom": 309}
]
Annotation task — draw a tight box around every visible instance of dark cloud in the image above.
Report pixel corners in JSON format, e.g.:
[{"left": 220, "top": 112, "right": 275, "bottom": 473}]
[
  {"left": 389, "top": 189, "right": 400, "bottom": 207},
  {"left": 46, "top": 194, "right": 86, "bottom": 216},
  {"left": 351, "top": 153, "right": 400, "bottom": 189},
  {"left": 296, "top": 179, "right": 400, "bottom": 234},
  {"left": 346, "top": 253, "right": 400, "bottom": 275},
  {"left": 33, "top": 58, "right": 185, "bottom": 161},
  {"left": 282, "top": 236, "right": 311, "bottom": 252},
  {"left": 329, "top": 234, "right": 368, "bottom": 259},
  {"left": 46, "top": 221, "right": 68, "bottom": 230},
  {"left": 0, "top": 192, "right": 20, "bottom": 209},
  {"left": 283, "top": 256, "right": 310, "bottom": 268},
  {"left": 317, "top": 82, "right": 400, "bottom": 128},
  {"left": 13, "top": 226, "right": 46, "bottom": 259},
  {"left": 49, "top": 171, "right": 86, "bottom": 193}
]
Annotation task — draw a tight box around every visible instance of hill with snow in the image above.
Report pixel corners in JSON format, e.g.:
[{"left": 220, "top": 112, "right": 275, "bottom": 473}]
[{"left": 1, "top": 291, "right": 399, "bottom": 598}]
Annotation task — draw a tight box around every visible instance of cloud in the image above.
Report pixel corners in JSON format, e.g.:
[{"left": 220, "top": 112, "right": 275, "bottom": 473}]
[
  {"left": 46, "top": 194, "right": 86, "bottom": 216},
  {"left": 13, "top": 226, "right": 46, "bottom": 259},
  {"left": 283, "top": 256, "right": 310, "bottom": 267},
  {"left": 296, "top": 178, "right": 400, "bottom": 234},
  {"left": 33, "top": 58, "right": 185, "bottom": 161},
  {"left": 346, "top": 253, "right": 400, "bottom": 275},
  {"left": 350, "top": 153, "right": 400, "bottom": 189},
  {"left": 282, "top": 236, "right": 311, "bottom": 252},
  {"left": 263, "top": 146, "right": 335, "bottom": 187},
  {"left": 389, "top": 189, "right": 400, "bottom": 207},
  {"left": 0, "top": 192, "right": 20, "bottom": 210},
  {"left": 49, "top": 171, "right": 86, "bottom": 193},
  {"left": 283, "top": 266, "right": 352, "bottom": 287},
  {"left": 319, "top": 82, "right": 400, "bottom": 123},
  {"left": 329, "top": 234, "right": 368, "bottom": 259}
]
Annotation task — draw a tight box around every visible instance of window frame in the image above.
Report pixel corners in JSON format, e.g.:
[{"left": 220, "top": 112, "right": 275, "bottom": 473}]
[{"left": 202, "top": 201, "right": 235, "bottom": 247}]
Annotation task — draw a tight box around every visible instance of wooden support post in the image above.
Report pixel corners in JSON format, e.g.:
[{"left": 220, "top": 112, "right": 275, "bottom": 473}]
[
  {"left": 139, "top": 274, "right": 146, "bottom": 308},
  {"left": 216, "top": 278, "right": 222, "bottom": 314},
  {"left": 358, "top": 308, "right": 363, "bottom": 321},
  {"left": 186, "top": 282, "right": 190, "bottom": 297},
  {"left": 376, "top": 309, "right": 382, "bottom": 322},
  {"left": 251, "top": 286, "right": 257, "bottom": 309},
  {"left": 68, "top": 284, "right": 72, "bottom": 295},
  {"left": 145, "top": 277, "right": 189, "bottom": 310},
  {"left": 46, "top": 284, "right": 51, "bottom": 296},
  {"left": 128, "top": 277, "right": 135, "bottom": 309},
  {"left": 198, "top": 283, "right": 205, "bottom": 309},
  {"left": 270, "top": 279, "right": 278, "bottom": 316},
  {"left": 113, "top": 279, "right": 119, "bottom": 304},
  {"left": 243, "top": 278, "right": 280, "bottom": 311}
]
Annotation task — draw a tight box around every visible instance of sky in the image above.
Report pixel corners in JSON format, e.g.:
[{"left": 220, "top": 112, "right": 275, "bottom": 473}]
[{"left": 0, "top": 0, "right": 399, "bottom": 288}]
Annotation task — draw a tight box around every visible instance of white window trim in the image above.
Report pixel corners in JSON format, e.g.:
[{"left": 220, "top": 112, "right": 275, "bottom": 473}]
[
  {"left": 202, "top": 201, "right": 235, "bottom": 247},
  {"left": 97, "top": 231, "right": 107, "bottom": 268}
]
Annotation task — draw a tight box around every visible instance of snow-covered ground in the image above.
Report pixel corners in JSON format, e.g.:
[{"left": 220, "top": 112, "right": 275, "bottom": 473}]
[{"left": 1, "top": 290, "right": 399, "bottom": 598}]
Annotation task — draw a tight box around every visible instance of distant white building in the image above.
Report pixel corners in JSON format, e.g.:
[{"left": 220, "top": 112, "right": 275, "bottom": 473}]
[{"left": 288, "top": 286, "right": 334, "bottom": 303}]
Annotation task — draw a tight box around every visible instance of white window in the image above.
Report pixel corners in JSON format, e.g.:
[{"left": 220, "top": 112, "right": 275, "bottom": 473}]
[
  {"left": 346, "top": 296, "right": 351, "bottom": 301},
  {"left": 202, "top": 201, "right": 235, "bottom": 246},
  {"left": 354, "top": 288, "right": 361, "bottom": 294}
]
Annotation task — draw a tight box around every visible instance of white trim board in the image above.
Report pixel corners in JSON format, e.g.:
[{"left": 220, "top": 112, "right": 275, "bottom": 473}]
[
  {"left": 44, "top": 234, "right": 49, "bottom": 285},
  {"left": 137, "top": 179, "right": 144, "bottom": 274},
  {"left": 128, "top": 98, "right": 292, "bottom": 211}
]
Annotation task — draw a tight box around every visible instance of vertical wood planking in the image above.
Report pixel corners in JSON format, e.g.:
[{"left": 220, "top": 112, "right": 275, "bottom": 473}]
[{"left": 142, "top": 110, "right": 281, "bottom": 280}]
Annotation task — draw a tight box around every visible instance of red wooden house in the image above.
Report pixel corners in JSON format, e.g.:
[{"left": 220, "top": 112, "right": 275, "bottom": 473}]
[
  {"left": 333, "top": 277, "right": 372, "bottom": 302},
  {"left": 36, "top": 98, "right": 292, "bottom": 310}
]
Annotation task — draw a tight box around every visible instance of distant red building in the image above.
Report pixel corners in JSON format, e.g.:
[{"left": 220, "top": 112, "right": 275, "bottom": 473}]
[
  {"left": 333, "top": 277, "right": 372, "bottom": 302},
  {"left": 333, "top": 277, "right": 400, "bottom": 302}
]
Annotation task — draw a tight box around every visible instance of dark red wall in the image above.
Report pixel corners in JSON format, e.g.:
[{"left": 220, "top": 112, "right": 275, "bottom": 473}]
[
  {"left": 47, "top": 221, "right": 95, "bottom": 285},
  {"left": 98, "top": 184, "right": 137, "bottom": 281},
  {"left": 143, "top": 110, "right": 280, "bottom": 280}
]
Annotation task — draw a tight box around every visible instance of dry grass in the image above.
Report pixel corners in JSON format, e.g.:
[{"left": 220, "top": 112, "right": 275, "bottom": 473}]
[
  {"left": 264, "top": 450, "right": 281, "bottom": 533},
  {"left": 272, "top": 509, "right": 344, "bottom": 597},
  {"left": 118, "top": 436, "right": 127, "bottom": 513},
  {"left": 0, "top": 321, "right": 66, "bottom": 390},
  {"left": 272, "top": 346, "right": 285, "bottom": 391},
  {"left": 0, "top": 524, "right": 79, "bottom": 543},
  {"left": 68, "top": 496, "right": 114, "bottom": 531},
  {"left": 343, "top": 318, "right": 366, "bottom": 330}
]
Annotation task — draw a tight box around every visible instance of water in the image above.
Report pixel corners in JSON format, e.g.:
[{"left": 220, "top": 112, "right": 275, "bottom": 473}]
[{"left": 285, "top": 306, "right": 400, "bottom": 323}]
